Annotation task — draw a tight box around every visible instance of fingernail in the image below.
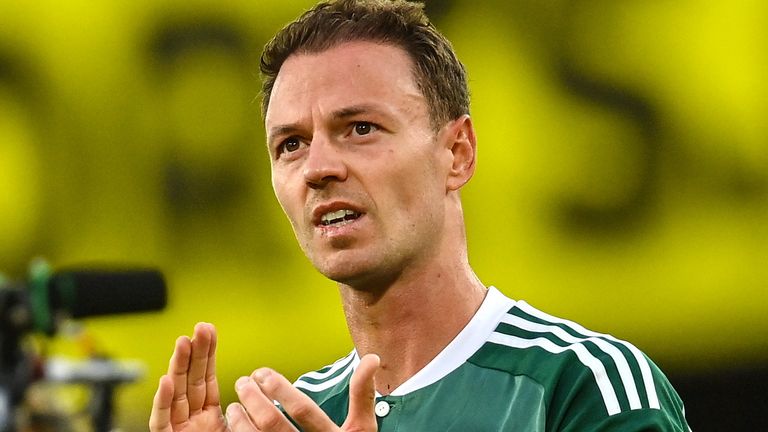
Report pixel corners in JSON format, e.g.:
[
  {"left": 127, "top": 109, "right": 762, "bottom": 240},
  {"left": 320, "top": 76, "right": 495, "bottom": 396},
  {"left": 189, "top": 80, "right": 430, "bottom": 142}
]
[
  {"left": 235, "top": 376, "right": 249, "bottom": 390},
  {"left": 225, "top": 403, "right": 242, "bottom": 417},
  {"left": 253, "top": 369, "right": 269, "bottom": 384}
]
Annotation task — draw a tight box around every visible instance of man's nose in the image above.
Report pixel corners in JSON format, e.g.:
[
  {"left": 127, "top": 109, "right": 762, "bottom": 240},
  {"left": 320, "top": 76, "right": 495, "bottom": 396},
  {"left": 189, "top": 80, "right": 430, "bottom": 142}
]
[{"left": 302, "top": 137, "right": 348, "bottom": 188}]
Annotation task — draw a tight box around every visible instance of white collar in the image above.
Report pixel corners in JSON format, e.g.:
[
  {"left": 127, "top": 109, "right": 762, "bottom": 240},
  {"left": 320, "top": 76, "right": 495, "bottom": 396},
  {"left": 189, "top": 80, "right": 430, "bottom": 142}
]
[{"left": 365, "top": 286, "right": 515, "bottom": 397}]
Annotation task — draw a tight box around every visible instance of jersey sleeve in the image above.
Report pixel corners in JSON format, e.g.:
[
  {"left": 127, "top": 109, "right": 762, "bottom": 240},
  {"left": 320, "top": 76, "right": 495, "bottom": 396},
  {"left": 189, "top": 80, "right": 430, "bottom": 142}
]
[{"left": 548, "top": 350, "right": 691, "bottom": 432}]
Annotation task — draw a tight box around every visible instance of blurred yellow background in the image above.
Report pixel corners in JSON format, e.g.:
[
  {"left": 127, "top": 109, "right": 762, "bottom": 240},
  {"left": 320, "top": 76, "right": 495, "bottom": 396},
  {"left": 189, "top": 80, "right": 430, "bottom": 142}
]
[{"left": 0, "top": 0, "right": 765, "bottom": 429}]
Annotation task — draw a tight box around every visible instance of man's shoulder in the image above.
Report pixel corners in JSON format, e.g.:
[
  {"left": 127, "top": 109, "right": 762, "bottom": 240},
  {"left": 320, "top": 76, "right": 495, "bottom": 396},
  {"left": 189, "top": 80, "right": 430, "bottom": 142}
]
[
  {"left": 473, "top": 299, "right": 666, "bottom": 412},
  {"left": 469, "top": 297, "right": 689, "bottom": 429}
]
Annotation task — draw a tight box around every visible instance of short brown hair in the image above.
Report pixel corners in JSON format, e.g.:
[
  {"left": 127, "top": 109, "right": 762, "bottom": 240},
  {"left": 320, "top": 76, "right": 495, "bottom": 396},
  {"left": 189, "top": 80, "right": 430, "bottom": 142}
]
[{"left": 260, "top": 0, "right": 469, "bottom": 130}]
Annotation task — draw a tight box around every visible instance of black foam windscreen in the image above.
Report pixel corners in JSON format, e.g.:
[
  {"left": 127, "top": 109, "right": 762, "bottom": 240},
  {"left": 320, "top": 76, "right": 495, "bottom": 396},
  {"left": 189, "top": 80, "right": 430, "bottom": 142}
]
[{"left": 48, "top": 269, "right": 166, "bottom": 318}]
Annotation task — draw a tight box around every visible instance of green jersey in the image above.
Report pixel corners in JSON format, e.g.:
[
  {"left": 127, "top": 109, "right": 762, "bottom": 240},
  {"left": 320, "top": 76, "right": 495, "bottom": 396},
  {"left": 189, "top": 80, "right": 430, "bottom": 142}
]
[{"left": 294, "top": 287, "right": 691, "bottom": 431}]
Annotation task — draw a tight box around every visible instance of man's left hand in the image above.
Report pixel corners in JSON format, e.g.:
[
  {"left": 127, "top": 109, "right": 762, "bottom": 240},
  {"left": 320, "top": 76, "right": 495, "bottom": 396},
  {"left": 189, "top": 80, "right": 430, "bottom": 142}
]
[{"left": 226, "top": 354, "right": 380, "bottom": 432}]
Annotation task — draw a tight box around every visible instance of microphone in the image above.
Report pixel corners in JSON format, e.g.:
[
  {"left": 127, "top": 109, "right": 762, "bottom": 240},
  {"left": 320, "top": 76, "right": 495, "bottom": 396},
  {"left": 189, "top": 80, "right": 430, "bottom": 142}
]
[
  {"left": 10, "top": 262, "right": 168, "bottom": 335},
  {"left": 48, "top": 269, "right": 167, "bottom": 318}
]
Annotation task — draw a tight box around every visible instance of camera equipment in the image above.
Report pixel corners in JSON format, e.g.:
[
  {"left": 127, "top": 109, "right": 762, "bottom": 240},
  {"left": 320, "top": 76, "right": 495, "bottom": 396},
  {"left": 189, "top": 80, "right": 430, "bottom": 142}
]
[{"left": 0, "top": 259, "right": 167, "bottom": 432}]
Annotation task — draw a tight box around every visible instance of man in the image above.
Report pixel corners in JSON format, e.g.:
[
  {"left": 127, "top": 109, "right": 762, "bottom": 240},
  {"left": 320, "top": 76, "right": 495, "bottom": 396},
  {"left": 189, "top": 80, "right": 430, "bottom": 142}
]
[{"left": 150, "top": 0, "right": 691, "bottom": 430}]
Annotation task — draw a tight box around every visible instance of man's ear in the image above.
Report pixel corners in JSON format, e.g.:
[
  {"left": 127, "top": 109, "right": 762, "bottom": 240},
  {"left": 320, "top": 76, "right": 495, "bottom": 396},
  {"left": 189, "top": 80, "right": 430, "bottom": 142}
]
[{"left": 445, "top": 114, "right": 477, "bottom": 191}]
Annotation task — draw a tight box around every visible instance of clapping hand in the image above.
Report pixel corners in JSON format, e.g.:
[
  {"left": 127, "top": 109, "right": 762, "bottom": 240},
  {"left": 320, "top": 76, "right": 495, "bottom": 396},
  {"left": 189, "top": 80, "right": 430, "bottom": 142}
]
[{"left": 150, "top": 323, "right": 380, "bottom": 432}]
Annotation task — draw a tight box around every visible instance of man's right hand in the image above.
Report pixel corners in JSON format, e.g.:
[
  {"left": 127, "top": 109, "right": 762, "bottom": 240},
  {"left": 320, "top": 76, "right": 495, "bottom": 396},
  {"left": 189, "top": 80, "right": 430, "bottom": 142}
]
[{"left": 149, "top": 322, "right": 226, "bottom": 432}]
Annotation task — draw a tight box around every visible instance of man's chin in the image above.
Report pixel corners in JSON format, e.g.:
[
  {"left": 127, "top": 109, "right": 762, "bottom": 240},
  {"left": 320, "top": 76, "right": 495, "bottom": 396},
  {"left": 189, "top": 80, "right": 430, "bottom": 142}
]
[
  {"left": 318, "top": 263, "right": 400, "bottom": 293},
  {"left": 316, "top": 264, "right": 364, "bottom": 286},
  {"left": 307, "top": 247, "right": 397, "bottom": 288}
]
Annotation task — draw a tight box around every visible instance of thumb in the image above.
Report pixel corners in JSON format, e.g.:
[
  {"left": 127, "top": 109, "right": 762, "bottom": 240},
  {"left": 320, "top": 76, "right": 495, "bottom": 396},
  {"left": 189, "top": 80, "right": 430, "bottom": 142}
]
[{"left": 342, "top": 354, "right": 380, "bottom": 432}]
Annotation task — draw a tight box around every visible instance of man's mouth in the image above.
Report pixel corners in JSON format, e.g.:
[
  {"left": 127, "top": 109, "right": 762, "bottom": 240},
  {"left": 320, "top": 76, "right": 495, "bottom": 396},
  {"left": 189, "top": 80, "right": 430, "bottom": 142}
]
[{"left": 320, "top": 209, "right": 362, "bottom": 226}]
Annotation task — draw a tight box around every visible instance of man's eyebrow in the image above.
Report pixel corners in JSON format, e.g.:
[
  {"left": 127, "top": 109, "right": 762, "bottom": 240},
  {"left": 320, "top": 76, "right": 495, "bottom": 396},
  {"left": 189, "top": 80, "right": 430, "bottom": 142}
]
[
  {"left": 332, "top": 104, "right": 388, "bottom": 120},
  {"left": 267, "top": 124, "right": 302, "bottom": 146}
]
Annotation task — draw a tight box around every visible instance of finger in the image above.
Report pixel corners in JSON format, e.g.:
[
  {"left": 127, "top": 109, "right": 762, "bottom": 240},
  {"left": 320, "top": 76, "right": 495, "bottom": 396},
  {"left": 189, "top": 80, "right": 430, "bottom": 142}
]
[
  {"left": 236, "top": 375, "right": 299, "bottom": 432},
  {"left": 187, "top": 322, "right": 215, "bottom": 413},
  {"left": 342, "top": 354, "right": 380, "bottom": 431},
  {"left": 149, "top": 374, "right": 174, "bottom": 432},
  {"left": 251, "top": 369, "right": 336, "bottom": 432},
  {"left": 226, "top": 403, "right": 261, "bottom": 432},
  {"left": 204, "top": 323, "right": 220, "bottom": 407},
  {"left": 168, "top": 335, "right": 192, "bottom": 425}
]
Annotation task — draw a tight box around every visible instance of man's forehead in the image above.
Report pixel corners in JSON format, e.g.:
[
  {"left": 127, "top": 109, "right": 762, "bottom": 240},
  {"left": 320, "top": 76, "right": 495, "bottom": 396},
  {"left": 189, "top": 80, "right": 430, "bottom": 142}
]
[
  {"left": 278, "top": 41, "right": 415, "bottom": 86},
  {"left": 265, "top": 41, "right": 425, "bottom": 126}
]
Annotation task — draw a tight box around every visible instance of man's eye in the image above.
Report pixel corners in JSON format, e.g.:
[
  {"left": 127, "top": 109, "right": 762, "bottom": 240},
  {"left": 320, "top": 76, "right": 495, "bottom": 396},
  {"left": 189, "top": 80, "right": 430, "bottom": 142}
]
[
  {"left": 281, "top": 137, "right": 301, "bottom": 153},
  {"left": 353, "top": 122, "right": 377, "bottom": 136}
]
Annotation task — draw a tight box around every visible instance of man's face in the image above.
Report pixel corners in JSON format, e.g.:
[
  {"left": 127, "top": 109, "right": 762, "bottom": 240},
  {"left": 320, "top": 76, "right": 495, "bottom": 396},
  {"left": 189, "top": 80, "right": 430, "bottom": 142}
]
[{"left": 265, "top": 41, "right": 453, "bottom": 287}]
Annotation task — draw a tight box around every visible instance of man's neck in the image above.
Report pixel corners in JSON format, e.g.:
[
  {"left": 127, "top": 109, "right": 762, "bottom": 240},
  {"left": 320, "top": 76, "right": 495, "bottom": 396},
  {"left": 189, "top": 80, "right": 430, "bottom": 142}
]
[{"left": 338, "top": 260, "right": 487, "bottom": 395}]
